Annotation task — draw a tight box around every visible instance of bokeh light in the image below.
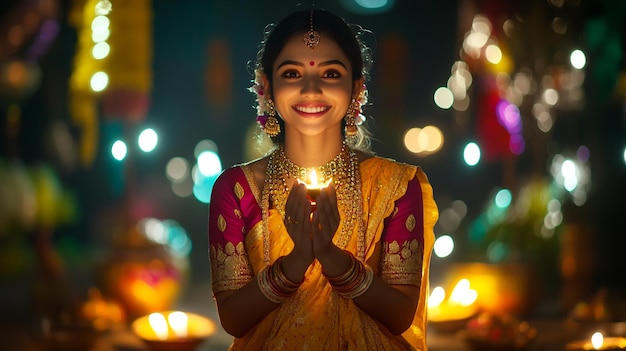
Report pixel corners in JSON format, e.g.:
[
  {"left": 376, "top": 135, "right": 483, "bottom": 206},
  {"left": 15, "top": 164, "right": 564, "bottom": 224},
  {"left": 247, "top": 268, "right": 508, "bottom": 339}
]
[
  {"left": 433, "top": 235, "right": 454, "bottom": 258},
  {"left": 138, "top": 128, "right": 158, "bottom": 153},
  {"left": 111, "top": 140, "right": 127, "bottom": 161},
  {"left": 90, "top": 71, "right": 108, "bottom": 92},
  {"left": 434, "top": 87, "right": 454, "bottom": 109},
  {"left": 570, "top": 49, "right": 586, "bottom": 69},
  {"left": 463, "top": 142, "right": 481, "bottom": 166},
  {"left": 166, "top": 157, "right": 189, "bottom": 183}
]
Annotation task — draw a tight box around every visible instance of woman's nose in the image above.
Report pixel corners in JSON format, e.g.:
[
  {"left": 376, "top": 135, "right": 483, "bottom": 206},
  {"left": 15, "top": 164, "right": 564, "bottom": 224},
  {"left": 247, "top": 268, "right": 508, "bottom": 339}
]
[{"left": 300, "top": 76, "right": 322, "bottom": 96}]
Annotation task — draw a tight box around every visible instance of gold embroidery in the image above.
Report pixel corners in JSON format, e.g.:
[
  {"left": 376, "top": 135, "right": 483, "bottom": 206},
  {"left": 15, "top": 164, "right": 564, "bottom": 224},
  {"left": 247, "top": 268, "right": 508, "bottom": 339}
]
[
  {"left": 217, "top": 214, "right": 226, "bottom": 232},
  {"left": 392, "top": 207, "right": 398, "bottom": 217},
  {"left": 234, "top": 209, "right": 242, "bottom": 218},
  {"left": 405, "top": 214, "right": 416, "bottom": 232},
  {"left": 210, "top": 241, "right": 253, "bottom": 293},
  {"left": 380, "top": 238, "right": 423, "bottom": 286},
  {"left": 234, "top": 182, "right": 245, "bottom": 200}
]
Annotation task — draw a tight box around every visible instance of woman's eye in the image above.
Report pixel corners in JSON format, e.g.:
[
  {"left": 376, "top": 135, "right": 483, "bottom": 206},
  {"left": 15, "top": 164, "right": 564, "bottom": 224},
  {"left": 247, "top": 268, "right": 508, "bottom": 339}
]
[
  {"left": 323, "top": 70, "right": 341, "bottom": 78},
  {"left": 282, "top": 70, "right": 300, "bottom": 78}
]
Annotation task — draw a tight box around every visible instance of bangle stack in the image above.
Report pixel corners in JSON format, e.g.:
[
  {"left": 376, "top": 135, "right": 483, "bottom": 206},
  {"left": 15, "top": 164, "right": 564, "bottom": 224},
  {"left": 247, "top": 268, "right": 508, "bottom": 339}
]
[
  {"left": 257, "top": 256, "right": 302, "bottom": 303},
  {"left": 325, "top": 251, "right": 374, "bottom": 299}
]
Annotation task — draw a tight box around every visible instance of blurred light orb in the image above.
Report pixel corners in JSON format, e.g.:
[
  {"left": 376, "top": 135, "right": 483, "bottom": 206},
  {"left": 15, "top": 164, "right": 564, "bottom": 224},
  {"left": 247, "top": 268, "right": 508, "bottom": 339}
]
[
  {"left": 90, "top": 71, "right": 108, "bottom": 92},
  {"left": 95, "top": 0, "right": 112, "bottom": 15},
  {"left": 434, "top": 87, "right": 453, "bottom": 109},
  {"left": 197, "top": 151, "right": 222, "bottom": 177},
  {"left": 494, "top": 188, "right": 512, "bottom": 208},
  {"left": 577, "top": 145, "right": 590, "bottom": 163},
  {"left": 543, "top": 88, "right": 559, "bottom": 106},
  {"left": 403, "top": 126, "right": 444, "bottom": 155},
  {"left": 561, "top": 159, "right": 576, "bottom": 178},
  {"left": 92, "top": 42, "right": 110, "bottom": 59},
  {"left": 485, "top": 44, "right": 502, "bottom": 64},
  {"left": 138, "top": 128, "right": 158, "bottom": 152},
  {"left": 194, "top": 139, "right": 219, "bottom": 158},
  {"left": 111, "top": 140, "right": 127, "bottom": 161},
  {"left": 472, "top": 14, "right": 492, "bottom": 36},
  {"left": 404, "top": 128, "right": 423, "bottom": 153},
  {"left": 433, "top": 235, "right": 454, "bottom": 258},
  {"left": 570, "top": 49, "right": 586, "bottom": 69},
  {"left": 341, "top": 0, "right": 394, "bottom": 14},
  {"left": 355, "top": 0, "right": 389, "bottom": 8},
  {"left": 496, "top": 100, "right": 522, "bottom": 133},
  {"left": 92, "top": 27, "right": 109, "bottom": 42},
  {"left": 463, "top": 142, "right": 481, "bottom": 166},
  {"left": 166, "top": 157, "right": 189, "bottom": 183},
  {"left": 91, "top": 15, "right": 110, "bottom": 33}
]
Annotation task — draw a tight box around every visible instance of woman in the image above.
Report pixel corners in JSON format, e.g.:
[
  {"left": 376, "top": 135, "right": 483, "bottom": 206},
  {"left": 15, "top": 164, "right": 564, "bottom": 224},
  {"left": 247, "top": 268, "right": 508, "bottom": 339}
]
[{"left": 208, "top": 8, "right": 438, "bottom": 350}]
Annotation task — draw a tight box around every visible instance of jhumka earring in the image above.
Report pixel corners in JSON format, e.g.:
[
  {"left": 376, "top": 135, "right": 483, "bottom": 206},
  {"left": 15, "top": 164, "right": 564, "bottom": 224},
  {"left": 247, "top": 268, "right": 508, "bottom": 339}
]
[
  {"left": 263, "top": 98, "right": 280, "bottom": 137},
  {"left": 344, "top": 98, "right": 359, "bottom": 137},
  {"left": 304, "top": 9, "right": 320, "bottom": 50}
]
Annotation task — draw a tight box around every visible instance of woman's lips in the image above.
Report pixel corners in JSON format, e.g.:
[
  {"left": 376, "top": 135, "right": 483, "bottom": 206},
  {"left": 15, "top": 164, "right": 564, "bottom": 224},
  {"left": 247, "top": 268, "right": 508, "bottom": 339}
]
[{"left": 292, "top": 104, "right": 331, "bottom": 117}]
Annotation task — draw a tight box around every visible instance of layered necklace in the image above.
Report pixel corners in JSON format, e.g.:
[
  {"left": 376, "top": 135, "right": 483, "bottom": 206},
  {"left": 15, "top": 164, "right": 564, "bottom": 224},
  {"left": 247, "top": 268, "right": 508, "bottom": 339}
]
[{"left": 261, "top": 143, "right": 365, "bottom": 265}]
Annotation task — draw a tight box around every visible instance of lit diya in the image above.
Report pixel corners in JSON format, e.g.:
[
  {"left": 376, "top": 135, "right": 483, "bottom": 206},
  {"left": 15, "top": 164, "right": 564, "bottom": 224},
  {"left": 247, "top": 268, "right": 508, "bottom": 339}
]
[
  {"left": 565, "top": 332, "right": 626, "bottom": 351},
  {"left": 428, "top": 278, "right": 479, "bottom": 331},
  {"left": 131, "top": 311, "right": 217, "bottom": 351},
  {"left": 303, "top": 168, "right": 331, "bottom": 208}
]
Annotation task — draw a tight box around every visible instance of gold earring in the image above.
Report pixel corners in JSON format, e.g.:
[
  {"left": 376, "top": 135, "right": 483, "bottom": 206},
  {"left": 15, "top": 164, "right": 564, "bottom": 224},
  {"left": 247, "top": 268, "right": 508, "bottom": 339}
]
[
  {"left": 264, "top": 98, "right": 280, "bottom": 137},
  {"left": 344, "top": 99, "right": 359, "bottom": 137}
]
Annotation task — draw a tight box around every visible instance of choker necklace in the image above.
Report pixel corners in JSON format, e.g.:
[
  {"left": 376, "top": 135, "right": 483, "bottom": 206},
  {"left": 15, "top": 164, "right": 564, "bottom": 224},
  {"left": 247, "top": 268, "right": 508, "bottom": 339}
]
[{"left": 261, "top": 144, "right": 365, "bottom": 265}]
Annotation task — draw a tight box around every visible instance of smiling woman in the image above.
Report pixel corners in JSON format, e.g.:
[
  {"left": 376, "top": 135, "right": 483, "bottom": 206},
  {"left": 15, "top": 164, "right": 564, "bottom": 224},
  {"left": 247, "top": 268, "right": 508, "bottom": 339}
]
[{"left": 207, "top": 8, "right": 438, "bottom": 351}]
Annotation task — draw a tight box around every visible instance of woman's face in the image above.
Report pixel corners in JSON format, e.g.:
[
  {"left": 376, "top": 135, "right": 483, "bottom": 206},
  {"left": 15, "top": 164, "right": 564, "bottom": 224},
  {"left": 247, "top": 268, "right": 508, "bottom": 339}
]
[{"left": 269, "top": 33, "right": 358, "bottom": 138}]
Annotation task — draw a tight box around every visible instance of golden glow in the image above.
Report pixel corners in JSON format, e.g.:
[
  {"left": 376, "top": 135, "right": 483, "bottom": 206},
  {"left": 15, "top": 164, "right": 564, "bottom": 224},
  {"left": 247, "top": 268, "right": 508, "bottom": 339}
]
[
  {"left": 428, "top": 279, "right": 478, "bottom": 322},
  {"left": 168, "top": 311, "right": 188, "bottom": 338},
  {"left": 148, "top": 313, "right": 169, "bottom": 340},
  {"left": 132, "top": 311, "right": 217, "bottom": 342},
  {"left": 404, "top": 125, "right": 444, "bottom": 155}
]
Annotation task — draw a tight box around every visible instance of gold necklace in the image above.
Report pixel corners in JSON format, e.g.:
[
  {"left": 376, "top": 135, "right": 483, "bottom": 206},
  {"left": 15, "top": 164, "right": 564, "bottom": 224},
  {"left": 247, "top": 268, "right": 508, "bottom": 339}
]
[{"left": 261, "top": 144, "right": 365, "bottom": 265}]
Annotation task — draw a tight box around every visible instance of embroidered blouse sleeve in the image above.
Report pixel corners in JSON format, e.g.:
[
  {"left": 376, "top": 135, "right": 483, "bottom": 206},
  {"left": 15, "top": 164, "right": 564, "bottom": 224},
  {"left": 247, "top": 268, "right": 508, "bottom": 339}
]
[
  {"left": 208, "top": 167, "right": 254, "bottom": 295},
  {"left": 379, "top": 174, "right": 425, "bottom": 286}
]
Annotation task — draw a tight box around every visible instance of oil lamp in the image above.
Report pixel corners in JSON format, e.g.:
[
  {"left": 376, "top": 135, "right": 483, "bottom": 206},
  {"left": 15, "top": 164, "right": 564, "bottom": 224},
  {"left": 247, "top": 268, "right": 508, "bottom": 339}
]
[
  {"left": 131, "top": 311, "right": 216, "bottom": 351},
  {"left": 566, "top": 331, "right": 626, "bottom": 351},
  {"left": 304, "top": 168, "right": 331, "bottom": 208}
]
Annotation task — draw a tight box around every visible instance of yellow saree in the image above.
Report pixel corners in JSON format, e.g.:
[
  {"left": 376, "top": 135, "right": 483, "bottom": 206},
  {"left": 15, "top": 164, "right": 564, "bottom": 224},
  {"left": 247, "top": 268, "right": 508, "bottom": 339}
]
[{"left": 209, "top": 156, "right": 438, "bottom": 350}]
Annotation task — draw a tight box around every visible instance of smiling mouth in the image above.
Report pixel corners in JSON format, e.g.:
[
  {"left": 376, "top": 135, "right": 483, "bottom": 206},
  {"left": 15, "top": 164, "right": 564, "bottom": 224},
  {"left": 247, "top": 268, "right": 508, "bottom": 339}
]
[{"left": 293, "top": 105, "right": 331, "bottom": 114}]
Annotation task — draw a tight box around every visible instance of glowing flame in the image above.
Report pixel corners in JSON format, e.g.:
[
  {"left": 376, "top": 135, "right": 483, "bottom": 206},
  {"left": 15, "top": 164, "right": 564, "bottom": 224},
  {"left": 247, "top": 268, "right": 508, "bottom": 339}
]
[
  {"left": 449, "top": 279, "right": 478, "bottom": 306},
  {"left": 591, "top": 332, "right": 603, "bottom": 349},
  {"left": 148, "top": 312, "right": 168, "bottom": 340},
  {"left": 168, "top": 311, "right": 188, "bottom": 339},
  {"left": 428, "top": 286, "right": 446, "bottom": 307}
]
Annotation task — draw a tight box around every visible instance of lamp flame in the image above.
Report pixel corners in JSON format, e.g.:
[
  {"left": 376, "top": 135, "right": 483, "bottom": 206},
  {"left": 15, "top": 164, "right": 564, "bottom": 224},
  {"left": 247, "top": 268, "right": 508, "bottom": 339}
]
[
  {"left": 591, "top": 331, "right": 603, "bottom": 349},
  {"left": 168, "top": 311, "right": 188, "bottom": 339},
  {"left": 148, "top": 312, "right": 168, "bottom": 340}
]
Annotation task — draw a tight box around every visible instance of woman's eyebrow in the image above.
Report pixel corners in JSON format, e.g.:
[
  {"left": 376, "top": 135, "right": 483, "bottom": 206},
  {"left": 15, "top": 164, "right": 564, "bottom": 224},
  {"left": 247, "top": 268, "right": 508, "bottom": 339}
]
[{"left": 276, "top": 59, "right": 348, "bottom": 69}]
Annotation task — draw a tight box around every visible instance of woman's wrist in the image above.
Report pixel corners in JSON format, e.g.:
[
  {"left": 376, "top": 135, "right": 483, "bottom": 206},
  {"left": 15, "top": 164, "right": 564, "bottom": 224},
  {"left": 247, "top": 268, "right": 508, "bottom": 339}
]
[
  {"left": 317, "top": 245, "right": 352, "bottom": 277},
  {"left": 282, "top": 252, "right": 310, "bottom": 283}
]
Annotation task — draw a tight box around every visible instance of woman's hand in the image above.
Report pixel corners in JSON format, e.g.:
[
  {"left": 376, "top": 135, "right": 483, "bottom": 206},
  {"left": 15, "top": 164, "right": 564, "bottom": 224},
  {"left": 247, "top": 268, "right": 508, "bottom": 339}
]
[
  {"left": 311, "top": 183, "right": 341, "bottom": 260},
  {"left": 284, "top": 182, "right": 314, "bottom": 271}
]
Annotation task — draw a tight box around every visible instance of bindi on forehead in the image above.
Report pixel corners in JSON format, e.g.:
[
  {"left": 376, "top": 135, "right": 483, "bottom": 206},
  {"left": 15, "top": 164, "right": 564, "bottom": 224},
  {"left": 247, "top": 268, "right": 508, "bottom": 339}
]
[{"left": 309, "top": 61, "right": 315, "bottom": 66}]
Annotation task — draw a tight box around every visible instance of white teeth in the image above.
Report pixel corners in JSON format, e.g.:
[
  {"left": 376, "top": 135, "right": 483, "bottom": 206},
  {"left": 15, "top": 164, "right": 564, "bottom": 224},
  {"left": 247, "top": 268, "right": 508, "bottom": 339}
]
[{"left": 295, "top": 106, "right": 328, "bottom": 113}]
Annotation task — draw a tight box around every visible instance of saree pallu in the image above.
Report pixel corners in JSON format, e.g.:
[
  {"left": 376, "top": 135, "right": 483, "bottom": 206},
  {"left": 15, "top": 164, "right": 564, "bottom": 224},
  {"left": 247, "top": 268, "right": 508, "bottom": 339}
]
[{"left": 209, "top": 157, "right": 438, "bottom": 351}]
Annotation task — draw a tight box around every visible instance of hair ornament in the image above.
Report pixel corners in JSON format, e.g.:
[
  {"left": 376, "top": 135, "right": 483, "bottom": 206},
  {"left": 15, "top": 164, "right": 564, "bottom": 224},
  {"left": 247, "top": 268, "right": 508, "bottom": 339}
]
[
  {"left": 250, "top": 68, "right": 281, "bottom": 137},
  {"left": 303, "top": 10, "right": 320, "bottom": 49}
]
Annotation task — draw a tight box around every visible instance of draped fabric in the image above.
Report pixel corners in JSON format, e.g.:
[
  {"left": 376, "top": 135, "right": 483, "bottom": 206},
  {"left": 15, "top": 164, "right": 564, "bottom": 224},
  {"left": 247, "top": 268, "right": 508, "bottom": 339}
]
[{"left": 208, "top": 156, "right": 438, "bottom": 350}]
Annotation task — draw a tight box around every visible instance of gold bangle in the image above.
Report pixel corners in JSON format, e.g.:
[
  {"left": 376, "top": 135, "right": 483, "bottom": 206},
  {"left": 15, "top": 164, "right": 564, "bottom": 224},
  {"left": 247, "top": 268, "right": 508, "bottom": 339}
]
[
  {"left": 337, "top": 265, "right": 373, "bottom": 299},
  {"left": 257, "top": 266, "right": 284, "bottom": 303}
]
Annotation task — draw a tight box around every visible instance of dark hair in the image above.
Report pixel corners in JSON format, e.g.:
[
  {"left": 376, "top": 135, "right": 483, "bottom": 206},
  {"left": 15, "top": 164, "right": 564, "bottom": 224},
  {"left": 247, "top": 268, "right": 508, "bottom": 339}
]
[{"left": 251, "top": 9, "right": 374, "bottom": 152}]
